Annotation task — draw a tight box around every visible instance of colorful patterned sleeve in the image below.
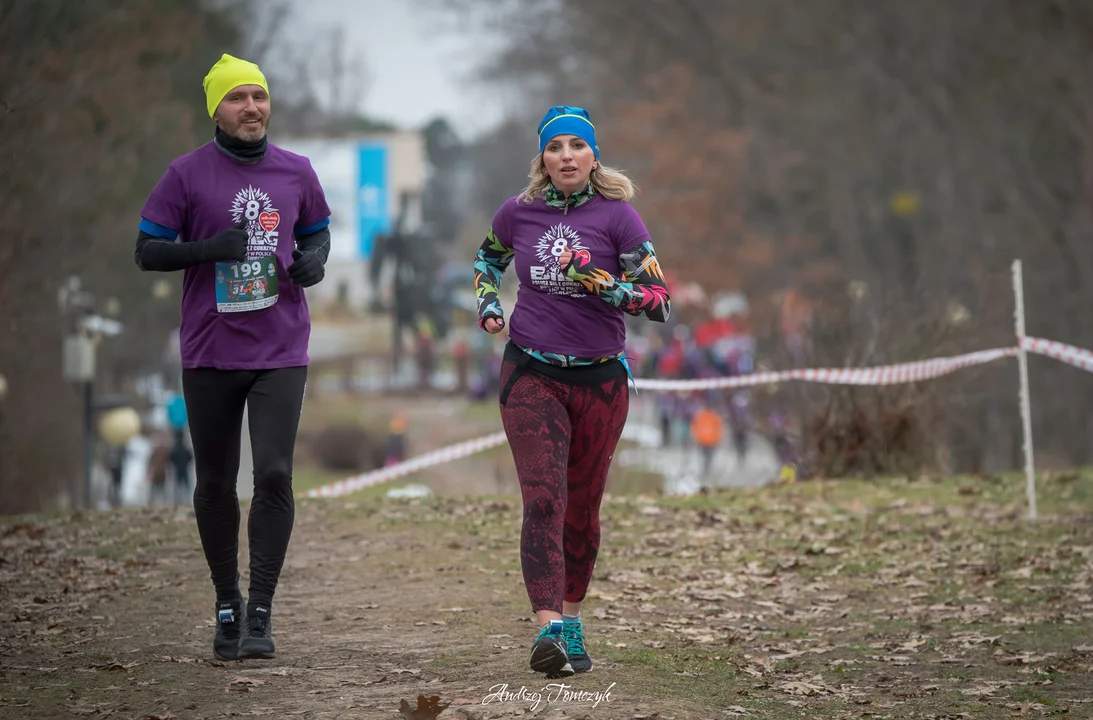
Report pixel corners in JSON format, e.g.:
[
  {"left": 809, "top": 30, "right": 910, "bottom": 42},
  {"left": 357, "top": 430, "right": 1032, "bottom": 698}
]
[
  {"left": 473, "top": 227, "right": 514, "bottom": 329},
  {"left": 565, "top": 240, "right": 671, "bottom": 322}
]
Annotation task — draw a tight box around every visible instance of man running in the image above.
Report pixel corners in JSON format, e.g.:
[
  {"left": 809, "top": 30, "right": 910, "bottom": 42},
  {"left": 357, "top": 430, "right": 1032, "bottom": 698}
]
[{"left": 134, "top": 53, "right": 331, "bottom": 660}]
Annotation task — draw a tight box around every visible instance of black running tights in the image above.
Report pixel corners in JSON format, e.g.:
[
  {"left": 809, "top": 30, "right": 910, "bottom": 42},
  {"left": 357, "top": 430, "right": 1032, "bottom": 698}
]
[{"left": 182, "top": 366, "right": 307, "bottom": 606}]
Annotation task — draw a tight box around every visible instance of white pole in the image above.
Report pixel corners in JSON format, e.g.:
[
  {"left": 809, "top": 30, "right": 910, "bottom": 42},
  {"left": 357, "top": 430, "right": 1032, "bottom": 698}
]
[{"left": 1012, "top": 259, "right": 1037, "bottom": 521}]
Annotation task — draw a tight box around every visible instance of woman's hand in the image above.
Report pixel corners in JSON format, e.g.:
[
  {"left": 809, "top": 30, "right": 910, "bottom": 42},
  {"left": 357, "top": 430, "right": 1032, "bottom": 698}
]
[
  {"left": 558, "top": 247, "right": 573, "bottom": 270},
  {"left": 483, "top": 317, "right": 505, "bottom": 334}
]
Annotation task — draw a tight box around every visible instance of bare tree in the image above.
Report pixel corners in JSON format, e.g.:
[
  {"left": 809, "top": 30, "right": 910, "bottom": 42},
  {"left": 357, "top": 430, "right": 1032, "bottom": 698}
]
[
  {"left": 427, "top": 0, "right": 1093, "bottom": 474},
  {"left": 0, "top": 0, "right": 249, "bottom": 513}
]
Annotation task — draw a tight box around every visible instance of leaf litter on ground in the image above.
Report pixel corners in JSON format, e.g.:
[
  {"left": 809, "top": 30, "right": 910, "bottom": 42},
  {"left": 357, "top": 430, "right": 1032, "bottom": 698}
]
[{"left": 1, "top": 473, "right": 1091, "bottom": 718}]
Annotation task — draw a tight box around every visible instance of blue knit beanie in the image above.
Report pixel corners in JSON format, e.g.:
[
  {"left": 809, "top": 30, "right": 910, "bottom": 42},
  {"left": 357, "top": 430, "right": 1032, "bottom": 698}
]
[{"left": 537, "top": 105, "right": 599, "bottom": 158}]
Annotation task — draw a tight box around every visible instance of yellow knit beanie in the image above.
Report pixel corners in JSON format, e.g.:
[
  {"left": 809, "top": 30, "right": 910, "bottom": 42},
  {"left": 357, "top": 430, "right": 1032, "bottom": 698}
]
[{"left": 202, "top": 53, "right": 269, "bottom": 119}]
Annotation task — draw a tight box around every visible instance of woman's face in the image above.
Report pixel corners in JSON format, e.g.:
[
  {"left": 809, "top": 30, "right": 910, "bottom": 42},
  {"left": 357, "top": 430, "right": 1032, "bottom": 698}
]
[{"left": 542, "top": 134, "right": 597, "bottom": 195}]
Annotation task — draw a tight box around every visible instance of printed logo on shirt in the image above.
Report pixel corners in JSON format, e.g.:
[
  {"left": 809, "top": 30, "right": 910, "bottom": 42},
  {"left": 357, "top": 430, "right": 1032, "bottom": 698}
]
[
  {"left": 231, "top": 185, "right": 280, "bottom": 258},
  {"left": 531, "top": 223, "right": 588, "bottom": 297},
  {"left": 215, "top": 185, "right": 281, "bottom": 313}
]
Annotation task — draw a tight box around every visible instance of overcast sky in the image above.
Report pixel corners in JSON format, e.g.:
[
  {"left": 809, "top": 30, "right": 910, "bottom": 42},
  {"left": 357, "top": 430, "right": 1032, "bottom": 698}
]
[{"left": 282, "top": 0, "right": 506, "bottom": 141}]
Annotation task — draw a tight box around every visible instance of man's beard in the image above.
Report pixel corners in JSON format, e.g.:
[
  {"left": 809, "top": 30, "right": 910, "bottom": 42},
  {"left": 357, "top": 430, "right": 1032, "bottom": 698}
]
[{"left": 232, "top": 122, "right": 267, "bottom": 143}]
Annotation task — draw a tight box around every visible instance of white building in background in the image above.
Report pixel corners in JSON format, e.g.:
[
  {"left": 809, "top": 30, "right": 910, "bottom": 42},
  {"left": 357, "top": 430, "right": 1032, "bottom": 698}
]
[{"left": 274, "top": 130, "right": 426, "bottom": 310}]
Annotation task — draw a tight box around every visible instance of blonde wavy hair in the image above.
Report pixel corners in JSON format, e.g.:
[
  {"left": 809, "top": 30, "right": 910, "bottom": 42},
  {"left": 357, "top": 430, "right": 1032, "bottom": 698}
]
[{"left": 519, "top": 152, "right": 637, "bottom": 203}]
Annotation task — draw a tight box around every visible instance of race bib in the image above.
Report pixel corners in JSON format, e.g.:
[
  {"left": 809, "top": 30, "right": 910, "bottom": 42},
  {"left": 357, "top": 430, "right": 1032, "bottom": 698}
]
[{"left": 215, "top": 255, "right": 279, "bottom": 313}]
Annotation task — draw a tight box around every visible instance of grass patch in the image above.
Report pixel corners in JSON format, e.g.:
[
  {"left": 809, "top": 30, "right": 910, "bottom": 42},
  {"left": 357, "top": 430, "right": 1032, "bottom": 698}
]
[
  {"left": 606, "top": 465, "right": 665, "bottom": 496},
  {"left": 3, "top": 470, "right": 1092, "bottom": 719}
]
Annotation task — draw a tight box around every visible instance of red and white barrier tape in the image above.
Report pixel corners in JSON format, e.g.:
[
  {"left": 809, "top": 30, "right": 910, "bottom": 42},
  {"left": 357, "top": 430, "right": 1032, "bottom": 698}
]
[
  {"left": 305, "top": 431, "right": 508, "bottom": 499},
  {"left": 1023, "top": 336, "right": 1093, "bottom": 373},
  {"left": 304, "top": 337, "right": 1093, "bottom": 499},
  {"left": 633, "top": 347, "right": 1018, "bottom": 391}
]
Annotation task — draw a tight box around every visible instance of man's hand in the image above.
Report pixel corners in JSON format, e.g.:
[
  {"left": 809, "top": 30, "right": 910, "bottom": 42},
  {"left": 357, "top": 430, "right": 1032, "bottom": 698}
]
[
  {"left": 288, "top": 248, "right": 324, "bottom": 287},
  {"left": 206, "top": 220, "right": 249, "bottom": 262}
]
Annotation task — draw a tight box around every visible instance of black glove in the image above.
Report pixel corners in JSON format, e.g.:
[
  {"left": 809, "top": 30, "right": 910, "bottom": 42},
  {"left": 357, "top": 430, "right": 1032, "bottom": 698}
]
[
  {"left": 202, "top": 220, "right": 249, "bottom": 263},
  {"left": 288, "top": 248, "right": 325, "bottom": 287}
]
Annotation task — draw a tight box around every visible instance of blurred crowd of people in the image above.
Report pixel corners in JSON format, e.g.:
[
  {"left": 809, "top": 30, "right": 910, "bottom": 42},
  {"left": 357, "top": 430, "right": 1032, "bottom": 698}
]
[
  {"left": 630, "top": 319, "right": 801, "bottom": 482},
  {"left": 461, "top": 304, "right": 802, "bottom": 483}
]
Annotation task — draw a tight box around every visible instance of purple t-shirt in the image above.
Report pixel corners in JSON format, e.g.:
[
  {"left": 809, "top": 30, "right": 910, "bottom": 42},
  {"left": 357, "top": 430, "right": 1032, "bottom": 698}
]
[
  {"left": 140, "top": 142, "right": 331, "bottom": 370},
  {"left": 492, "top": 194, "right": 651, "bottom": 357}
]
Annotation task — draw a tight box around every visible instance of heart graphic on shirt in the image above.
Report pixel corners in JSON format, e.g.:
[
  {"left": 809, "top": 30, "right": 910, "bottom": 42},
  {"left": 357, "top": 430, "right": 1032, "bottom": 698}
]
[
  {"left": 259, "top": 211, "right": 280, "bottom": 233},
  {"left": 573, "top": 249, "right": 591, "bottom": 266}
]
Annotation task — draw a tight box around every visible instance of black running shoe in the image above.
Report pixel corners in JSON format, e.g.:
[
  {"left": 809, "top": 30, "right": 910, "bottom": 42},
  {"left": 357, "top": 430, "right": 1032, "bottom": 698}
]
[
  {"left": 563, "top": 619, "right": 593, "bottom": 673},
  {"left": 239, "top": 602, "right": 275, "bottom": 659},
  {"left": 529, "top": 620, "right": 574, "bottom": 678},
  {"left": 213, "top": 599, "right": 244, "bottom": 661}
]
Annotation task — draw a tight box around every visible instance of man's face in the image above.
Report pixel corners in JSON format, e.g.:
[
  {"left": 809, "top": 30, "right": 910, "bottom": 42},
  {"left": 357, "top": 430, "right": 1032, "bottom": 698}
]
[{"left": 215, "top": 84, "right": 270, "bottom": 142}]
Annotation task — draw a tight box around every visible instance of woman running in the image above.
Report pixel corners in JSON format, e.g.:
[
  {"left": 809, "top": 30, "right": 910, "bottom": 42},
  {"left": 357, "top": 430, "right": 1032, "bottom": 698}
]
[{"left": 473, "top": 105, "right": 671, "bottom": 677}]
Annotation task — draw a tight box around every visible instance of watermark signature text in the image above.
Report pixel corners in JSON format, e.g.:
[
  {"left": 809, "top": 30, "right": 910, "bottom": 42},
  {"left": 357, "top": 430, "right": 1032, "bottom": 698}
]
[{"left": 482, "top": 682, "right": 616, "bottom": 711}]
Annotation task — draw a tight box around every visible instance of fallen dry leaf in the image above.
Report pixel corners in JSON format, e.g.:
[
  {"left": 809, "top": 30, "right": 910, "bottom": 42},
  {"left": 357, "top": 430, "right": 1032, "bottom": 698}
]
[
  {"left": 399, "top": 694, "right": 450, "bottom": 720},
  {"left": 93, "top": 660, "right": 141, "bottom": 671},
  {"left": 229, "top": 676, "right": 267, "bottom": 692},
  {"left": 778, "top": 681, "right": 830, "bottom": 696}
]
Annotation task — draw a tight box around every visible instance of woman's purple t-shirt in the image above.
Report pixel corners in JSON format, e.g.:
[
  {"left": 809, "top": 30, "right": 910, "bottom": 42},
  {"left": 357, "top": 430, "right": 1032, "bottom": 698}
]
[
  {"left": 140, "top": 143, "right": 331, "bottom": 370},
  {"left": 492, "top": 194, "right": 651, "bottom": 358}
]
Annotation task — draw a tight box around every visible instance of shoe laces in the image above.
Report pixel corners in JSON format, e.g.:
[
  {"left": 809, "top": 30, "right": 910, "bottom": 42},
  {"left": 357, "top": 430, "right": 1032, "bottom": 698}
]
[
  {"left": 247, "top": 612, "right": 271, "bottom": 638},
  {"left": 563, "top": 621, "right": 586, "bottom": 657},
  {"left": 534, "top": 620, "right": 565, "bottom": 645}
]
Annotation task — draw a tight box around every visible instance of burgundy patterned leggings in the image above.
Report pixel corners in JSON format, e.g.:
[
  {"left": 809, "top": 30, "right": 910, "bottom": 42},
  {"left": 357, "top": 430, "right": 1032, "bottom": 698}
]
[{"left": 499, "top": 357, "right": 630, "bottom": 613}]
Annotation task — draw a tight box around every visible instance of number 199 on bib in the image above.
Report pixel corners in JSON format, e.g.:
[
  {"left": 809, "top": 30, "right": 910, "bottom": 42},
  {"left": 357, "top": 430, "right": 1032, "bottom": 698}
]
[{"left": 233, "top": 261, "right": 263, "bottom": 278}]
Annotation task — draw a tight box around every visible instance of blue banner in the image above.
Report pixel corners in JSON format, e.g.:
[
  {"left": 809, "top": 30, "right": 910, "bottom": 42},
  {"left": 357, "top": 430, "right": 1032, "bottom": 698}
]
[{"left": 357, "top": 143, "right": 388, "bottom": 259}]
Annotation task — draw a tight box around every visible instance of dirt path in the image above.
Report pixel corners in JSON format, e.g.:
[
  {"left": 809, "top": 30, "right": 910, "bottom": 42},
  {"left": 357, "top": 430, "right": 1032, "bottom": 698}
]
[{"left": 2, "top": 473, "right": 1092, "bottom": 719}]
